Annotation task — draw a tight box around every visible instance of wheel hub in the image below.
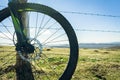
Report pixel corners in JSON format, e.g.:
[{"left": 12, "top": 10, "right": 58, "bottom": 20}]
[
  {"left": 16, "top": 42, "right": 35, "bottom": 53},
  {"left": 15, "top": 39, "right": 42, "bottom": 61}
]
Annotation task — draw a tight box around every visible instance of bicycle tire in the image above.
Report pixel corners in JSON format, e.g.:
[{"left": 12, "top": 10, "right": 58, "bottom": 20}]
[
  {"left": 0, "top": 3, "right": 78, "bottom": 80},
  {"left": 0, "top": 7, "right": 10, "bottom": 22}
]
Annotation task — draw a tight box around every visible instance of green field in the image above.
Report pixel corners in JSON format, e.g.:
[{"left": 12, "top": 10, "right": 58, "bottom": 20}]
[
  {"left": 0, "top": 46, "right": 120, "bottom": 80},
  {"left": 73, "top": 48, "right": 120, "bottom": 80}
]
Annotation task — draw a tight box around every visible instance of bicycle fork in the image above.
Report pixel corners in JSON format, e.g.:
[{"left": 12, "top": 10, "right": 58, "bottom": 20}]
[{"left": 8, "top": 3, "right": 35, "bottom": 53}]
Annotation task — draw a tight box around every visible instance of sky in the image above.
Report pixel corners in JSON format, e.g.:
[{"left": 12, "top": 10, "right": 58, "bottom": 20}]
[{"left": 1, "top": 0, "right": 120, "bottom": 43}]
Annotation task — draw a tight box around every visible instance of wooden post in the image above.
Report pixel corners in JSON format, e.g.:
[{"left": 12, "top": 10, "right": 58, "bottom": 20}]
[{"left": 14, "top": 0, "right": 34, "bottom": 80}]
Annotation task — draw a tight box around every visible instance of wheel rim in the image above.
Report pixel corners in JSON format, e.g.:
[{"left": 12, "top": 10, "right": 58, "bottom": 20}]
[{"left": 21, "top": 11, "right": 70, "bottom": 79}]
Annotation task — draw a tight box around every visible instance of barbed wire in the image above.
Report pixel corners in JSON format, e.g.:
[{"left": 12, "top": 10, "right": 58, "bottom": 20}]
[
  {"left": 75, "top": 29, "right": 120, "bottom": 33},
  {"left": 0, "top": 4, "right": 120, "bottom": 18},
  {"left": 0, "top": 25, "right": 120, "bottom": 33},
  {"left": 60, "top": 11, "right": 120, "bottom": 18}
]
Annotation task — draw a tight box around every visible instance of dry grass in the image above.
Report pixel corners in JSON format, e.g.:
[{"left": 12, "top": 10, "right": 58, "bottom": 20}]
[
  {"left": 73, "top": 48, "right": 120, "bottom": 80},
  {"left": 0, "top": 46, "right": 120, "bottom": 80}
]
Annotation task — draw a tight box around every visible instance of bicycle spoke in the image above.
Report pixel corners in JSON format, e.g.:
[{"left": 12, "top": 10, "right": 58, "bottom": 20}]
[
  {"left": 43, "top": 33, "right": 66, "bottom": 45},
  {"left": 36, "top": 22, "right": 57, "bottom": 38},
  {"left": 31, "top": 61, "right": 50, "bottom": 80},
  {"left": 35, "top": 18, "right": 52, "bottom": 39},
  {"left": 0, "top": 30, "right": 13, "bottom": 41},
  {"left": 42, "top": 28, "right": 62, "bottom": 44},
  {"left": 1, "top": 23, "right": 13, "bottom": 36},
  {"left": 35, "top": 13, "right": 39, "bottom": 37},
  {"left": 43, "top": 40, "right": 69, "bottom": 47},
  {"left": 35, "top": 14, "right": 45, "bottom": 38},
  {"left": 0, "top": 36, "right": 12, "bottom": 41}
]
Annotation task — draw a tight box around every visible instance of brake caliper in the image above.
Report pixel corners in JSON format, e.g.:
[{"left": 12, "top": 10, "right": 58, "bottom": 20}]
[{"left": 16, "top": 42, "right": 35, "bottom": 53}]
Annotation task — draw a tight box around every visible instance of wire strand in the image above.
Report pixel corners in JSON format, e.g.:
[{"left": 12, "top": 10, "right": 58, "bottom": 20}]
[
  {"left": 60, "top": 11, "right": 120, "bottom": 18},
  {"left": 75, "top": 29, "right": 120, "bottom": 33}
]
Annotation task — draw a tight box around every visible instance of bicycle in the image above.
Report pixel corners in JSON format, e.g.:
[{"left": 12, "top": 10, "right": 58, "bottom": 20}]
[{"left": 0, "top": 0, "right": 78, "bottom": 80}]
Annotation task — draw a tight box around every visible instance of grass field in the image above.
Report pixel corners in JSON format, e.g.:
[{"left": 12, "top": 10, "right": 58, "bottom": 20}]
[
  {"left": 73, "top": 48, "right": 120, "bottom": 80},
  {"left": 0, "top": 46, "right": 120, "bottom": 80}
]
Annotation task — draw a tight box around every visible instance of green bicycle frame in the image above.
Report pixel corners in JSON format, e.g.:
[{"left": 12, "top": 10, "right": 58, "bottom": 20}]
[{"left": 8, "top": 0, "right": 28, "bottom": 44}]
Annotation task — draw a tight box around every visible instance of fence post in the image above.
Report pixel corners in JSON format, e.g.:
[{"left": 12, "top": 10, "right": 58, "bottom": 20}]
[{"left": 14, "top": 0, "right": 34, "bottom": 80}]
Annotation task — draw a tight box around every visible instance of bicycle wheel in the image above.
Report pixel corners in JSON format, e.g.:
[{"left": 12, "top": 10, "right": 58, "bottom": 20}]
[{"left": 0, "top": 3, "right": 78, "bottom": 80}]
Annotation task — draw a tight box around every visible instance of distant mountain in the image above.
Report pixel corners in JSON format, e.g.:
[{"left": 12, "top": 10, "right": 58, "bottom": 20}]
[
  {"left": 79, "top": 42, "right": 120, "bottom": 49},
  {"left": 48, "top": 42, "right": 120, "bottom": 49}
]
